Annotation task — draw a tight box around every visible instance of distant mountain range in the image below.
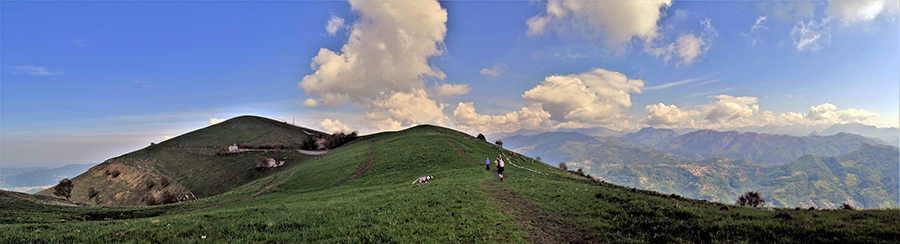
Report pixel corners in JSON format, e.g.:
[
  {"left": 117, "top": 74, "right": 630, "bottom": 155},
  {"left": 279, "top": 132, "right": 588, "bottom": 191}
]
[
  {"left": 657, "top": 129, "right": 882, "bottom": 166},
  {"left": 0, "top": 164, "right": 96, "bottom": 193},
  {"left": 502, "top": 130, "right": 899, "bottom": 208}
]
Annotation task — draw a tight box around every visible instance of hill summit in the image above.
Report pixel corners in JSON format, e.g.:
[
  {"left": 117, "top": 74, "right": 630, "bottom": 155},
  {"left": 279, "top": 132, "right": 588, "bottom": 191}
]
[{"left": 38, "top": 115, "right": 326, "bottom": 206}]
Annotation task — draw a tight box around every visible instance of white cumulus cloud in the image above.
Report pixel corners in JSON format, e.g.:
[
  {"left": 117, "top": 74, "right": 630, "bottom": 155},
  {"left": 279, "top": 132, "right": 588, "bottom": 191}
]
[
  {"left": 526, "top": 0, "right": 672, "bottom": 47},
  {"left": 704, "top": 95, "right": 760, "bottom": 123},
  {"left": 643, "top": 103, "right": 700, "bottom": 127},
  {"left": 298, "top": 0, "right": 450, "bottom": 129},
  {"left": 453, "top": 102, "right": 552, "bottom": 134},
  {"left": 320, "top": 119, "right": 351, "bottom": 133},
  {"left": 806, "top": 103, "right": 879, "bottom": 123},
  {"left": 523, "top": 68, "right": 644, "bottom": 124}
]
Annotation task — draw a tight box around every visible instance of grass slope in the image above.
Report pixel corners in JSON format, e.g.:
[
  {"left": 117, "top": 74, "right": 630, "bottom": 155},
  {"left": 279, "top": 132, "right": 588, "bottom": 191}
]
[
  {"left": 5, "top": 124, "right": 900, "bottom": 243},
  {"left": 37, "top": 115, "right": 326, "bottom": 206}
]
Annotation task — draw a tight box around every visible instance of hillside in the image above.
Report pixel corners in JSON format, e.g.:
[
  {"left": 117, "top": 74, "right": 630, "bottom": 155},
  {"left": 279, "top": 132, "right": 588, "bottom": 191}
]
[
  {"left": 37, "top": 115, "right": 327, "bottom": 206},
  {"left": 514, "top": 133, "right": 899, "bottom": 208},
  {"left": 622, "top": 127, "right": 679, "bottom": 147},
  {"left": 661, "top": 130, "right": 881, "bottom": 166},
  {"left": 5, "top": 123, "right": 899, "bottom": 243}
]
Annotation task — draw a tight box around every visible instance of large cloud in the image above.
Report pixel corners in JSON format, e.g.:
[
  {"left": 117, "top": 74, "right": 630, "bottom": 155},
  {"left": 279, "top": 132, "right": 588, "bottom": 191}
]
[
  {"left": 320, "top": 119, "right": 351, "bottom": 133},
  {"left": 806, "top": 103, "right": 879, "bottom": 123},
  {"left": 523, "top": 68, "right": 644, "bottom": 124},
  {"left": 526, "top": 0, "right": 672, "bottom": 46},
  {"left": 640, "top": 96, "right": 882, "bottom": 129},
  {"left": 298, "top": 0, "right": 450, "bottom": 129},
  {"left": 704, "top": 95, "right": 760, "bottom": 123},
  {"left": 644, "top": 103, "right": 699, "bottom": 127},
  {"left": 453, "top": 102, "right": 552, "bottom": 133}
]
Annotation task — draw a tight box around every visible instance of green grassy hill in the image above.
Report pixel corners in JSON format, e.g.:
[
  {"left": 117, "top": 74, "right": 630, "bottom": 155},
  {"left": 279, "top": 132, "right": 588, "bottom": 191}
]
[
  {"left": 37, "top": 115, "right": 326, "bottom": 206},
  {"left": 6, "top": 123, "right": 900, "bottom": 243}
]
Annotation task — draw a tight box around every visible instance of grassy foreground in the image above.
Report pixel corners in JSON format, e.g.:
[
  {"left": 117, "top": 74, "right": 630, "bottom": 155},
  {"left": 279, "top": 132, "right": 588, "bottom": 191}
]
[{"left": 4, "top": 125, "right": 899, "bottom": 243}]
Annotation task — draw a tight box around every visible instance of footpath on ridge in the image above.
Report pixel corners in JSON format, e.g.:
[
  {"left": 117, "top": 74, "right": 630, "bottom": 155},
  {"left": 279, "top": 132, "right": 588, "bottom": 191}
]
[{"left": 447, "top": 137, "right": 596, "bottom": 243}]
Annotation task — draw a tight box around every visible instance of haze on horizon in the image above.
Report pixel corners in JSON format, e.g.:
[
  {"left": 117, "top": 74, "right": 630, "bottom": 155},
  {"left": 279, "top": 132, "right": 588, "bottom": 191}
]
[{"left": 2, "top": 0, "right": 898, "bottom": 167}]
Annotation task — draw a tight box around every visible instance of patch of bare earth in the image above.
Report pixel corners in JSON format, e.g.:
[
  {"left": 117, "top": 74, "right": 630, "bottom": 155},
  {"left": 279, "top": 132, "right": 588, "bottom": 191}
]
[
  {"left": 482, "top": 181, "right": 597, "bottom": 244},
  {"left": 446, "top": 139, "right": 481, "bottom": 166},
  {"left": 336, "top": 141, "right": 376, "bottom": 185}
]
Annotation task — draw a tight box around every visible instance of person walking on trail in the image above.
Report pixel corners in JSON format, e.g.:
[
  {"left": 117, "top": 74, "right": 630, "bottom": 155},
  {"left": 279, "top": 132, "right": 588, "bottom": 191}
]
[
  {"left": 485, "top": 158, "right": 491, "bottom": 171},
  {"left": 496, "top": 154, "right": 505, "bottom": 181}
]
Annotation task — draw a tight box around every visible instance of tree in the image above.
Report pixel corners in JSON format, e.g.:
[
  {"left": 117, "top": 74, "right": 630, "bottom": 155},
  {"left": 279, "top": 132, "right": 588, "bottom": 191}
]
[
  {"left": 535, "top": 156, "right": 542, "bottom": 162},
  {"left": 841, "top": 202, "right": 855, "bottom": 211},
  {"left": 53, "top": 178, "right": 74, "bottom": 201},
  {"left": 495, "top": 140, "right": 504, "bottom": 148},
  {"left": 558, "top": 162, "right": 567, "bottom": 171},
  {"left": 737, "top": 191, "right": 765, "bottom": 207},
  {"left": 476, "top": 133, "right": 486, "bottom": 141}
]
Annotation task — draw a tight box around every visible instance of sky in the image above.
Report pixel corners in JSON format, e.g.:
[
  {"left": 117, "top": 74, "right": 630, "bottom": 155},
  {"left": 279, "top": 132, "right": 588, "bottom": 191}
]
[{"left": 2, "top": 0, "right": 898, "bottom": 167}]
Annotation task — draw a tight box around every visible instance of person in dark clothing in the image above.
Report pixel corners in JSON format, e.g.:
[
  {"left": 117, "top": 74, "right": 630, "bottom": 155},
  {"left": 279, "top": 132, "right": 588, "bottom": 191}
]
[{"left": 496, "top": 154, "right": 505, "bottom": 181}]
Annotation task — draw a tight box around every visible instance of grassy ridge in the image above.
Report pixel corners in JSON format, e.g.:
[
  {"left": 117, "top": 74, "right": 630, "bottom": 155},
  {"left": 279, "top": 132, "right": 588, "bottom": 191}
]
[
  {"left": 36, "top": 116, "right": 325, "bottom": 206},
  {"left": 5, "top": 124, "right": 900, "bottom": 243}
]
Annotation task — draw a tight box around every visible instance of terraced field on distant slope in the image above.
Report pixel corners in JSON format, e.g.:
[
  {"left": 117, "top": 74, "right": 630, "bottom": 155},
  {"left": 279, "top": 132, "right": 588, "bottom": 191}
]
[{"left": 6, "top": 119, "right": 900, "bottom": 243}]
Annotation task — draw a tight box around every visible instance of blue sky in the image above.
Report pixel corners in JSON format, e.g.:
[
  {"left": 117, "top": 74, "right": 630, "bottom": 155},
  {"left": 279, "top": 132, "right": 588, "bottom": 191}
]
[{"left": 2, "top": 0, "right": 898, "bottom": 167}]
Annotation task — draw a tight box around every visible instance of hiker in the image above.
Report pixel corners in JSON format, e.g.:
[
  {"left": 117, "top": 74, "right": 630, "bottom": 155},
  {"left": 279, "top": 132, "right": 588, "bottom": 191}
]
[
  {"left": 496, "top": 154, "right": 505, "bottom": 181},
  {"left": 485, "top": 158, "right": 491, "bottom": 170}
]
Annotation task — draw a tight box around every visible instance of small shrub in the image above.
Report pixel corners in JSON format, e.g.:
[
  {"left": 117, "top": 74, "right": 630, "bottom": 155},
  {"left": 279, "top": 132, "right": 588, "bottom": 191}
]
[
  {"left": 775, "top": 212, "right": 794, "bottom": 220},
  {"left": 719, "top": 205, "right": 729, "bottom": 211},
  {"left": 87, "top": 187, "right": 99, "bottom": 199},
  {"left": 535, "top": 156, "right": 542, "bottom": 162},
  {"left": 160, "top": 191, "right": 178, "bottom": 204},
  {"left": 841, "top": 203, "right": 855, "bottom": 211},
  {"left": 145, "top": 179, "right": 156, "bottom": 190},
  {"left": 737, "top": 191, "right": 765, "bottom": 207},
  {"left": 494, "top": 140, "right": 504, "bottom": 148},
  {"left": 558, "top": 162, "right": 568, "bottom": 171},
  {"left": 808, "top": 206, "right": 816, "bottom": 210},
  {"left": 160, "top": 177, "right": 170, "bottom": 187},
  {"left": 476, "top": 133, "right": 486, "bottom": 141},
  {"left": 144, "top": 195, "right": 158, "bottom": 206}
]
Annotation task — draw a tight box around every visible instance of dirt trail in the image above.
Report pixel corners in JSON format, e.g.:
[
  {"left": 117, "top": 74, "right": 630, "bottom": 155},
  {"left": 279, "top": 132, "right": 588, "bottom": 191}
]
[
  {"left": 336, "top": 142, "right": 376, "bottom": 185},
  {"left": 482, "top": 181, "right": 597, "bottom": 244},
  {"left": 446, "top": 139, "right": 482, "bottom": 166}
]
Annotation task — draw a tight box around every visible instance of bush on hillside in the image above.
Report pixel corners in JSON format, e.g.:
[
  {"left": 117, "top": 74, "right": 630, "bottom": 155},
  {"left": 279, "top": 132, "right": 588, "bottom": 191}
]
[
  {"left": 160, "top": 177, "right": 170, "bottom": 187},
  {"left": 558, "top": 162, "right": 568, "bottom": 171},
  {"left": 53, "top": 178, "right": 74, "bottom": 201},
  {"left": 495, "top": 140, "right": 504, "bottom": 148},
  {"left": 476, "top": 133, "right": 486, "bottom": 141},
  {"left": 144, "top": 194, "right": 158, "bottom": 206},
  {"left": 841, "top": 202, "right": 855, "bottom": 211},
  {"left": 737, "top": 191, "right": 765, "bottom": 207},
  {"left": 160, "top": 191, "right": 178, "bottom": 205},
  {"left": 145, "top": 179, "right": 156, "bottom": 190},
  {"left": 87, "top": 187, "right": 99, "bottom": 199},
  {"left": 535, "top": 156, "right": 542, "bottom": 162}
]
